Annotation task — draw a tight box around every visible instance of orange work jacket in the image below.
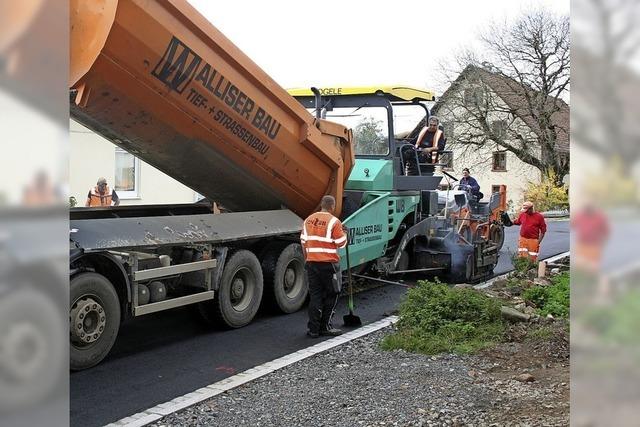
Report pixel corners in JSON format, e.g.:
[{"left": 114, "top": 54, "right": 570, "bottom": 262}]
[
  {"left": 87, "top": 185, "right": 113, "bottom": 207},
  {"left": 300, "top": 211, "right": 347, "bottom": 263}
]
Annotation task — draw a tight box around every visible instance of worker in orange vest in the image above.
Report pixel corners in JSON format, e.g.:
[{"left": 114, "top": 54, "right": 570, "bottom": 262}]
[
  {"left": 85, "top": 177, "right": 120, "bottom": 207},
  {"left": 513, "top": 201, "right": 546, "bottom": 262},
  {"left": 22, "top": 170, "right": 60, "bottom": 206},
  {"left": 300, "top": 195, "right": 347, "bottom": 338},
  {"left": 415, "top": 115, "right": 446, "bottom": 163}
]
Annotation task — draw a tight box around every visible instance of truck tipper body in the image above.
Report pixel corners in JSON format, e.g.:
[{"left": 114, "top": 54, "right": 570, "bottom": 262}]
[
  {"left": 70, "top": 0, "right": 354, "bottom": 217},
  {"left": 69, "top": 0, "right": 507, "bottom": 370}
]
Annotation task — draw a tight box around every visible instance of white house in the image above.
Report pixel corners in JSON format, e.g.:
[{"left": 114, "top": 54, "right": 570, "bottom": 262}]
[
  {"left": 70, "top": 120, "right": 200, "bottom": 206},
  {"left": 429, "top": 65, "right": 570, "bottom": 210}
]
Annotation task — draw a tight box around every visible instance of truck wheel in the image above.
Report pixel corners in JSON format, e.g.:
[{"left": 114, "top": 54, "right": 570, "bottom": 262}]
[
  {"left": 211, "top": 250, "right": 263, "bottom": 328},
  {"left": 70, "top": 272, "right": 121, "bottom": 371},
  {"left": 262, "top": 243, "right": 307, "bottom": 313},
  {"left": 0, "top": 288, "right": 65, "bottom": 411}
]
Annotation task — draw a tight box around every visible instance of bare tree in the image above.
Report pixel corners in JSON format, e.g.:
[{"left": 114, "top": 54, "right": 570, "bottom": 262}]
[
  {"left": 572, "top": 0, "right": 640, "bottom": 173},
  {"left": 431, "top": 9, "right": 570, "bottom": 186}
]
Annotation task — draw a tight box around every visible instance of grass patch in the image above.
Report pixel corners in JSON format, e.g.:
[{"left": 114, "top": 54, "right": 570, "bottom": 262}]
[
  {"left": 522, "top": 272, "right": 569, "bottom": 317},
  {"left": 381, "top": 281, "right": 505, "bottom": 354},
  {"left": 528, "top": 325, "right": 554, "bottom": 341},
  {"left": 584, "top": 291, "right": 640, "bottom": 345},
  {"left": 511, "top": 253, "right": 537, "bottom": 275}
]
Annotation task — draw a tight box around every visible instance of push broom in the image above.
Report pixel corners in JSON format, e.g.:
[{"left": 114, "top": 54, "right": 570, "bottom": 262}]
[{"left": 343, "top": 240, "right": 362, "bottom": 327}]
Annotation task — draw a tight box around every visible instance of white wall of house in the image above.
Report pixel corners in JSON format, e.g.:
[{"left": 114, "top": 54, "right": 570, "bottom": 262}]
[
  {"left": 445, "top": 145, "right": 541, "bottom": 212},
  {"left": 70, "top": 120, "right": 199, "bottom": 206},
  {"left": 435, "top": 83, "right": 543, "bottom": 210}
]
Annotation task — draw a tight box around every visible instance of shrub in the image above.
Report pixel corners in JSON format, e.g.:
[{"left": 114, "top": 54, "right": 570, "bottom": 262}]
[
  {"left": 511, "top": 252, "right": 537, "bottom": 275},
  {"left": 381, "top": 281, "right": 504, "bottom": 354},
  {"left": 584, "top": 291, "right": 640, "bottom": 345},
  {"left": 523, "top": 272, "right": 569, "bottom": 317},
  {"left": 523, "top": 171, "right": 569, "bottom": 212}
]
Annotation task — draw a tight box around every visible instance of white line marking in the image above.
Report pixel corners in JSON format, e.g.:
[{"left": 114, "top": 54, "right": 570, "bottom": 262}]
[{"left": 104, "top": 316, "right": 399, "bottom": 427}]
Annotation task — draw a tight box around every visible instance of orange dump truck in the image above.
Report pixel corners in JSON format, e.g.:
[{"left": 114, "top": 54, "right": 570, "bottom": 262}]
[{"left": 69, "top": 0, "right": 354, "bottom": 369}]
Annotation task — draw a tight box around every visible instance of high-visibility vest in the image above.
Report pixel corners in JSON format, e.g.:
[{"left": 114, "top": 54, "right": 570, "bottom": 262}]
[
  {"left": 87, "top": 185, "right": 113, "bottom": 207},
  {"left": 22, "top": 185, "right": 57, "bottom": 206},
  {"left": 415, "top": 128, "right": 443, "bottom": 162},
  {"left": 300, "top": 211, "right": 347, "bottom": 263}
]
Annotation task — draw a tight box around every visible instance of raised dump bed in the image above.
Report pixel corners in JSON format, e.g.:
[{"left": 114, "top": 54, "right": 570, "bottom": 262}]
[{"left": 70, "top": 0, "right": 353, "bottom": 217}]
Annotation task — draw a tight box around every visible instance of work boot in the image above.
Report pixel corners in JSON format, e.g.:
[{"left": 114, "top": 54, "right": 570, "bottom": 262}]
[
  {"left": 320, "top": 328, "right": 343, "bottom": 337},
  {"left": 306, "top": 330, "right": 320, "bottom": 338}
]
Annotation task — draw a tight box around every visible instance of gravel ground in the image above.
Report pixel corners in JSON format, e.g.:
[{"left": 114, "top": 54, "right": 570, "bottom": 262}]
[{"left": 151, "top": 325, "right": 569, "bottom": 427}]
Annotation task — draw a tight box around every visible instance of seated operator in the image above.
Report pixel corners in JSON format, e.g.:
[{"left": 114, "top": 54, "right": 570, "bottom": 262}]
[
  {"left": 459, "top": 168, "right": 484, "bottom": 201},
  {"left": 415, "top": 115, "right": 446, "bottom": 163}
]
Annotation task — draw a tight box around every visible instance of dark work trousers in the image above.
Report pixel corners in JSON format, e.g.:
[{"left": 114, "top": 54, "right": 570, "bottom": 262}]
[{"left": 306, "top": 262, "right": 340, "bottom": 334}]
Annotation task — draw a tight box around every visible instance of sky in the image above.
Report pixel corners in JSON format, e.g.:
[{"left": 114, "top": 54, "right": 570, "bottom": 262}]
[{"left": 188, "top": 0, "right": 569, "bottom": 94}]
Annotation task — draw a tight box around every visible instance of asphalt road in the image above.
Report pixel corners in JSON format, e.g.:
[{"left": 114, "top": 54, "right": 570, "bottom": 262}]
[{"left": 70, "top": 220, "right": 569, "bottom": 427}]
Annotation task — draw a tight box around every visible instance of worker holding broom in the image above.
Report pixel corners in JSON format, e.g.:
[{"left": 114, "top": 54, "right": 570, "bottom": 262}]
[{"left": 300, "top": 195, "right": 347, "bottom": 338}]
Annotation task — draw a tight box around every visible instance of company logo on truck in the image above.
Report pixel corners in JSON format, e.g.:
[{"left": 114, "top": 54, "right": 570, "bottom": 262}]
[
  {"left": 347, "top": 224, "right": 383, "bottom": 245},
  {"left": 152, "top": 36, "right": 282, "bottom": 156},
  {"left": 152, "top": 37, "right": 201, "bottom": 94}
]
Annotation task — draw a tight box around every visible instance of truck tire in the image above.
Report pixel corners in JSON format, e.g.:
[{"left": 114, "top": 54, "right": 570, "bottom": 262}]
[
  {"left": 70, "top": 272, "right": 121, "bottom": 371},
  {"left": 0, "top": 287, "right": 65, "bottom": 411},
  {"left": 209, "top": 250, "right": 263, "bottom": 328},
  {"left": 262, "top": 243, "right": 307, "bottom": 313}
]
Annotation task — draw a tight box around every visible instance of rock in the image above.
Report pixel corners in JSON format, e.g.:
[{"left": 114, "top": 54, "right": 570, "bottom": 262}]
[
  {"left": 509, "top": 286, "right": 522, "bottom": 296},
  {"left": 454, "top": 283, "right": 473, "bottom": 289},
  {"left": 515, "top": 373, "right": 535, "bottom": 383},
  {"left": 546, "top": 314, "right": 555, "bottom": 322},
  {"left": 501, "top": 306, "right": 530, "bottom": 322},
  {"left": 514, "top": 303, "right": 526, "bottom": 311},
  {"left": 524, "top": 306, "right": 536, "bottom": 315},
  {"left": 492, "top": 279, "right": 509, "bottom": 288},
  {"left": 551, "top": 268, "right": 561, "bottom": 275},
  {"left": 534, "top": 277, "right": 552, "bottom": 286}
]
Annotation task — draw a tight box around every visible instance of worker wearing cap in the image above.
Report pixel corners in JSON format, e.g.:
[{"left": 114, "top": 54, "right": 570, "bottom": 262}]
[
  {"left": 513, "top": 201, "right": 546, "bottom": 261},
  {"left": 85, "top": 177, "right": 120, "bottom": 207},
  {"left": 300, "top": 195, "right": 347, "bottom": 338}
]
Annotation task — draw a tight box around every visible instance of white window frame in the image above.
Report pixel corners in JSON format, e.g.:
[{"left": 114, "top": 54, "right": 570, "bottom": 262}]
[{"left": 114, "top": 147, "right": 140, "bottom": 199}]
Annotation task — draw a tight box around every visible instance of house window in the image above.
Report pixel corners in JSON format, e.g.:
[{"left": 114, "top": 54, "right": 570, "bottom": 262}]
[
  {"left": 491, "top": 185, "right": 502, "bottom": 194},
  {"left": 491, "top": 120, "right": 507, "bottom": 138},
  {"left": 463, "top": 87, "right": 484, "bottom": 106},
  {"left": 492, "top": 152, "right": 507, "bottom": 171},
  {"left": 114, "top": 147, "right": 140, "bottom": 198}
]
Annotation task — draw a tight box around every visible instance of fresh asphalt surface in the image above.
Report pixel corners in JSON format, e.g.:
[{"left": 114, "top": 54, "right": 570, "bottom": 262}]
[{"left": 70, "top": 221, "right": 569, "bottom": 427}]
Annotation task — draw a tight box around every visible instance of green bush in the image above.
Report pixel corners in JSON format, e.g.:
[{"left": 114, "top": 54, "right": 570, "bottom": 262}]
[
  {"left": 511, "top": 254, "right": 537, "bottom": 275},
  {"left": 584, "top": 291, "right": 640, "bottom": 345},
  {"left": 523, "top": 171, "right": 569, "bottom": 212},
  {"left": 522, "top": 272, "right": 569, "bottom": 317},
  {"left": 381, "top": 281, "right": 504, "bottom": 354}
]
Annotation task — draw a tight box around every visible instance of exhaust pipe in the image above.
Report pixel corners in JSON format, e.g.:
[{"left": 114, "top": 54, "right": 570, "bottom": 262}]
[{"left": 311, "top": 87, "right": 322, "bottom": 119}]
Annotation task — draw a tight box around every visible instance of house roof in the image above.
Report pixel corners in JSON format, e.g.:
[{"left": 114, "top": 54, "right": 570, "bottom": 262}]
[{"left": 432, "top": 65, "right": 569, "bottom": 152}]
